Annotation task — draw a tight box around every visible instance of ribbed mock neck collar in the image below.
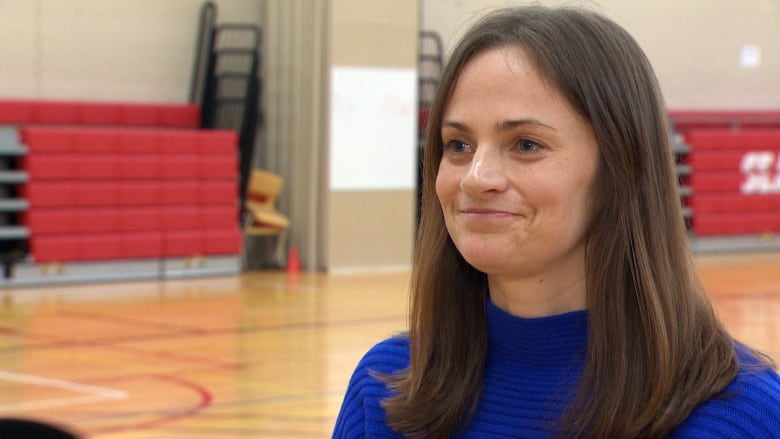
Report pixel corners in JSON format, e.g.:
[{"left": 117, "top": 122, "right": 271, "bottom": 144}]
[{"left": 486, "top": 298, "right": 588, "bottom": 369}]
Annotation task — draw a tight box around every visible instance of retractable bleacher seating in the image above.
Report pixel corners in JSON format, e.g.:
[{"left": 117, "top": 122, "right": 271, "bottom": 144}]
[
  {"left": 0, "top": 99, "right": 241, "bottom": 285},
  {"left": 670, "top": 110, "right": 780, "bottom": 251}
]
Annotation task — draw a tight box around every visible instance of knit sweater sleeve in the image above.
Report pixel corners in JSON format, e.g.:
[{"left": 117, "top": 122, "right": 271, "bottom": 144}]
[
  {"left": 332, "top": 336, "right": 409, "bottom": 439},
  {"left": 670, "top": 346, "right": 780, "bottom": 438}
]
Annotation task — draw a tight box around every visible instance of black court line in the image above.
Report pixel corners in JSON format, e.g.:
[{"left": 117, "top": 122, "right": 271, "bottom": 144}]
[
  {"left": 709, "top": 290, "right": 780, "bottom": 301},
  {"left": 136, "top": 426, "right": 327, "bottom": 436},
  {"left": 56, "top": 309, "right": 214, "bottom": 332},
  {"left": 0, "top": 314, "right": 406, "bottom": 354}
]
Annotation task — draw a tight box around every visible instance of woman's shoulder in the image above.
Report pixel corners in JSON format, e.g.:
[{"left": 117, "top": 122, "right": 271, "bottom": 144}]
[
  {"left": 671, "top": 345, "right": 780, "bottom": 438},
  {"left": 731, "top": 343, "right": 780, "bottom": 401},
  {"left": 353, "top": 334, "right": 410, "bottom": 378},
  {"left": 341, "top": 335, "right": 410, "bottom": 398},
  {"left": 333, "top": 336, "right": 409, "bottom": 438}
]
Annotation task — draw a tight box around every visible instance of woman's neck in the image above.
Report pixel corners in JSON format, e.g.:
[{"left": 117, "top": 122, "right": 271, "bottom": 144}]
[{"left": 488, "top": 274, "right": 587, "bottom": 318}]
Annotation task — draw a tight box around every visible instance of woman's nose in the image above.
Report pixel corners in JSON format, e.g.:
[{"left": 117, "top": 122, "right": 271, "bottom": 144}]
[{"left": 460, "top": 146, "right": 509, "bottom": 195}]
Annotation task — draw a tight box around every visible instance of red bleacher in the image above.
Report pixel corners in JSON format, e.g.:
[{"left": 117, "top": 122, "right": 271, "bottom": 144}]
[
  {"left": 2, "top": 99, "right": 241, "bottom": 264},
  {"left": 30, "top": 229, "right": 240, "bottom": 262},
  {"left": 686, "top": 130, "right": 780, "bottom": 149},
  {"left": 0, "top": 99, "right": 200, "bottom": 128},
  {"left": 21, "top": 181, "right": 236, "bottom": 207},
  {"left": 669, "top": 110, "right": 780, "bottom": 138},
  {"left": 678, "top": 118, "right": 780, "bottom": 236}
]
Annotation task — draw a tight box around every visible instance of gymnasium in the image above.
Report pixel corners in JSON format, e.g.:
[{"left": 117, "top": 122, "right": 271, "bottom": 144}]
[{"left": 0, "top": 0, "right": 777, "bottom": 437}]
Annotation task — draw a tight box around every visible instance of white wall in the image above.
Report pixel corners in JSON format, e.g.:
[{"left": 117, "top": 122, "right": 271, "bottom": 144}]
[
  {"left": 421, "top": 0, "right": 780, "bottom": 110},
  {"left": 1, "top": 1, "right": 776, "bottom": 107},
  {"left": 0, "top": 0, "right": 260, "bottom": 102}
]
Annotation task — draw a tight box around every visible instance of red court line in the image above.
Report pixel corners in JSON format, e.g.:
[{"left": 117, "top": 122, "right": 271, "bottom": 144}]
[
  {"left": 178, "top": 412, "right": 332, "bottom": 422},
  {"left": 0, "top": 325, "right": 81, "bottom": 345},
  {"left": 86, "top": 373, "right": 213, "bottom": 435},
  {"left": 0, "top": 327, "right": 24, "bottom": 336}
]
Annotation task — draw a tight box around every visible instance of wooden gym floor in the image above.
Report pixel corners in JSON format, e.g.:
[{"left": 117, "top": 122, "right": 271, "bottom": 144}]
[{"left": 0, "top": 251, "right": 778, "bottom": 438}]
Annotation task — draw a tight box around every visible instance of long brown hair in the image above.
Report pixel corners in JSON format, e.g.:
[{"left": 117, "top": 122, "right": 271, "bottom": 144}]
[{"left": 382, "top": 5, "right": 761, "bottom": 438}]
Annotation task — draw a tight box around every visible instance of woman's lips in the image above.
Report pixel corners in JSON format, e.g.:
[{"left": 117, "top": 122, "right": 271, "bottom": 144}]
[{"left": 460, "top": 207, "right": 518, "bottom": 216}]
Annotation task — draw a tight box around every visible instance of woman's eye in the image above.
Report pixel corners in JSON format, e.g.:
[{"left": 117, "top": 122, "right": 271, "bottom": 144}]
[
  {"left": 516, "top": 138, "right": 542, "bottom": 154},
  {"left": 444, "top": 139, "right": 471, "bottom": 153}
]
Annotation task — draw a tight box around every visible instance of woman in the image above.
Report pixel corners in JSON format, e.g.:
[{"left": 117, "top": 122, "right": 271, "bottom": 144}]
[{"left": 333, "top": 5, "right": 780, "bottom": 438}]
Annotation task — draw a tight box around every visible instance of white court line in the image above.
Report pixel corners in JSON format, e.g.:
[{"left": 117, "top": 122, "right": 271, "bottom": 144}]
[{"left": 0, "top": 370, "right": 127, "bottom": 412}]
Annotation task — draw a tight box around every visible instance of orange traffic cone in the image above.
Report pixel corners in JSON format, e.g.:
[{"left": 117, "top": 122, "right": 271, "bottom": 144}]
[{"left": 286, "top": 246, "right": 300, "bottom": 273}]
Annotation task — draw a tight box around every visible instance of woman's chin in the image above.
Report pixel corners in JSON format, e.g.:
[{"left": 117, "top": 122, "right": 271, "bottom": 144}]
[{"left": 461, "top": 251, "right": 513, "bottom": 274}]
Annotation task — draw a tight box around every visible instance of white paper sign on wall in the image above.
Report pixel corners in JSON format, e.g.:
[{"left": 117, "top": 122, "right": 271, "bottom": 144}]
[{"left": 329, "top": 66, "right": 417, "bottom": 191}]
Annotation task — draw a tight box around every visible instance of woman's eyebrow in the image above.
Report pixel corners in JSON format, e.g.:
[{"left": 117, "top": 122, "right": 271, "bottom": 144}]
[
  {"left": 495, "top": 118, "right": 557, "bottom": 132},
  {"left": 441, "top": 118, "right": 557, "bottom": 133},
  {"left": 441, "top": 120, "right": 469, "bottom": 131}
]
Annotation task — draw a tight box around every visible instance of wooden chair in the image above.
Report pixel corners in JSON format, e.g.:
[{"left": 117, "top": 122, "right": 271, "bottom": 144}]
[{"left": 243, "top": 169, "right": 290, "bottom": 268}]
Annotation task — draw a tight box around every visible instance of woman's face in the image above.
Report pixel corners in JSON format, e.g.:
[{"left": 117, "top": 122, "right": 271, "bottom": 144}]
[{"left": 436, "top": 46, "right": 600, "bottom": 307}]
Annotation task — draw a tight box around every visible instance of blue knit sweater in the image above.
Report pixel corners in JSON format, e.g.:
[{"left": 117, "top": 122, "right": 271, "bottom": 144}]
[{"left": 333, "top": 299, "right": 780, "bottom": 438}]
